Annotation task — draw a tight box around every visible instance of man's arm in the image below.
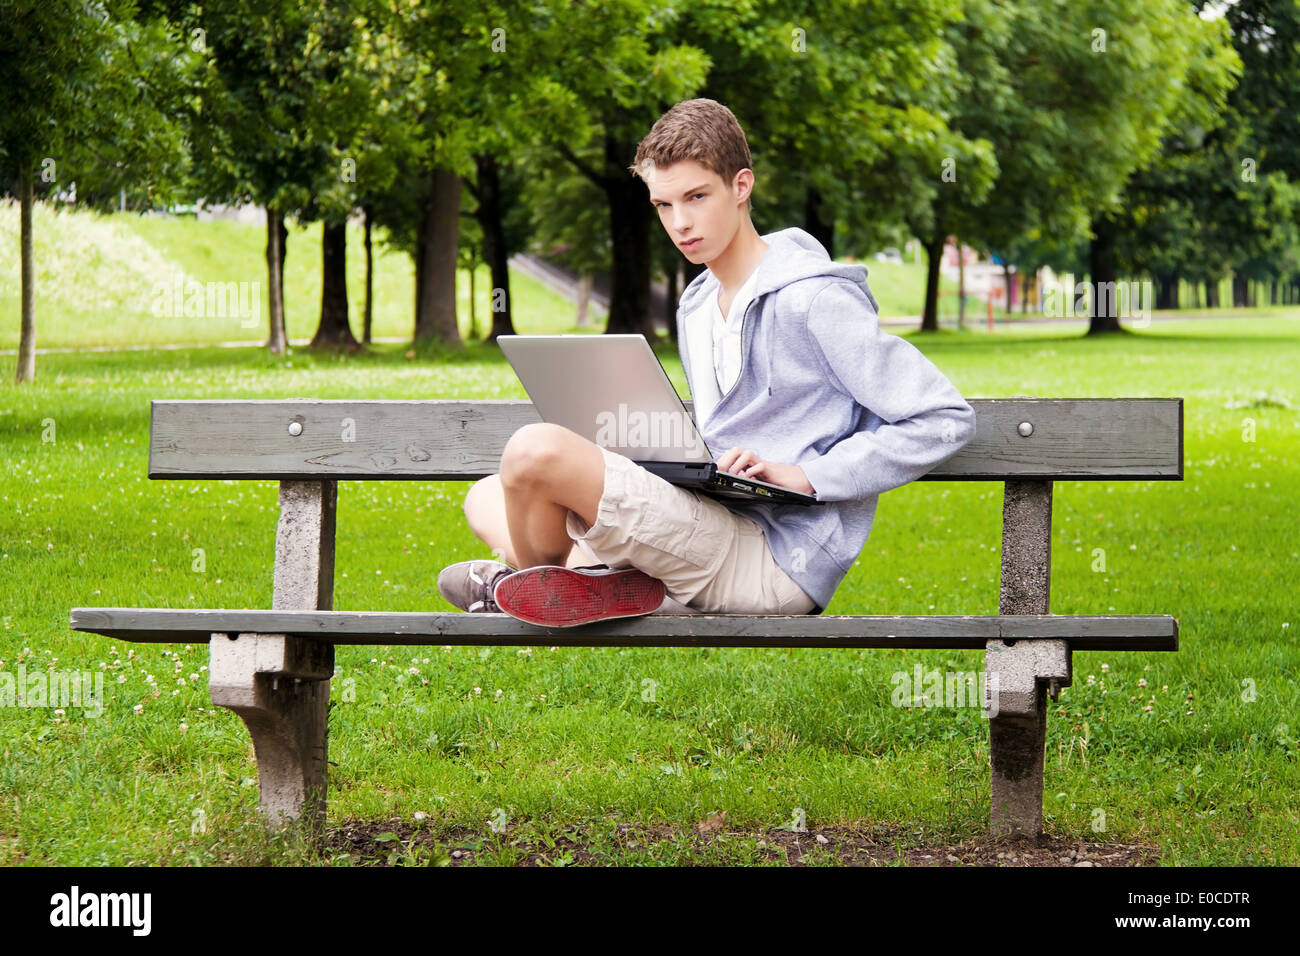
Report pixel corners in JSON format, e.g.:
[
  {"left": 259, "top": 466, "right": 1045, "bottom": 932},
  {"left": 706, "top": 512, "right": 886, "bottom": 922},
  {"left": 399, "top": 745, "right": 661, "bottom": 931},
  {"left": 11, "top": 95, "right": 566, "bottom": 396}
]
[{"left": 797, "top": 279, "right": 976, "bottom": 502}]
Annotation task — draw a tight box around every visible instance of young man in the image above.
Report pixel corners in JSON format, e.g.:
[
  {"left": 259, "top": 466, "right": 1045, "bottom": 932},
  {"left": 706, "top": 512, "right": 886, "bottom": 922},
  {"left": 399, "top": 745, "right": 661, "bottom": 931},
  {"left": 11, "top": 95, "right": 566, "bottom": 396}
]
[{"left": 439, "top": 98, "right": 976, "bottom": 627}]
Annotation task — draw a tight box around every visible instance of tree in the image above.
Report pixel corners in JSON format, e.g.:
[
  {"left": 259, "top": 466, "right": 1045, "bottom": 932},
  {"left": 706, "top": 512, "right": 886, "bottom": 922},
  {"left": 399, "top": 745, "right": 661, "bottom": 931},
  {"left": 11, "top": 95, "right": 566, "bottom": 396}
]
[{"left": 1, "top": 0, "right": 186, "bottom": 381}]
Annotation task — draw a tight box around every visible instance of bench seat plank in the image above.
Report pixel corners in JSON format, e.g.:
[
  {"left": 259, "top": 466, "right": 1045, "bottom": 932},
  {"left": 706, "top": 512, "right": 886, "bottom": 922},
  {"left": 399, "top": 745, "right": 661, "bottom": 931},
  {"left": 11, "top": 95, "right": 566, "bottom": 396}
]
[{"left": 70, "top": 608, "right": 1177, "bottom": 650}]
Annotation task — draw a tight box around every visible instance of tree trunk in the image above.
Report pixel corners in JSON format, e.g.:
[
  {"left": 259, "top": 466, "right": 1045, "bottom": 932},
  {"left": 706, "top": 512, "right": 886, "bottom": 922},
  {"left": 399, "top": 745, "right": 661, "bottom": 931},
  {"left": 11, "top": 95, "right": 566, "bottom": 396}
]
[
  {"left": 311, "top": 219, "right": 358, "bottom": 348},
  {"left": 921, "top": 232, "right": 943, "bottom": 332},
  {"left": 604, "top": 133, "right": 656, "bottom": 336},
  {"left": 1020, "top": 269, "right": 1031, "bottom": 313},
  {"left": 362, "top": 205, "right": 374, "bottom": 344},
  {"left": 1270, "top": 280, "right": 1278, "bottom": 306},
  {"left": 804, "top": 186, "right": 834, "bottom": 260},
  {"left": 414, "top": 201, "right": 426, "bottom": 335},
  {"left": 266, "top": 208, "right": 288, "bottom": 354},
  {"left": 1086, "top": 213, "right": 1122, "bottom": 334},
  {"left": 15, "top": 172, "right": 35, "bottom": 383},
  {"left": 414, "top": 167, "right": 462, "bottom": 344},
  {"left": 1231, "top": 274, "right": 1248, "bottom": 308},
  {"left": 1003, "top": 261, "right": 1013, "bottom": 315},
  {"left": 1206, "top": 278, "right": 1220, "bottom": 308},
  {"left": 1155, "top": 271, "right": 1178, "bottom": 311},
  {"left": 473, "top": 154, "right": 516, "bottom": 343},
  {"left": 665, "top": 262, "right": 678, "bottom": 340}
]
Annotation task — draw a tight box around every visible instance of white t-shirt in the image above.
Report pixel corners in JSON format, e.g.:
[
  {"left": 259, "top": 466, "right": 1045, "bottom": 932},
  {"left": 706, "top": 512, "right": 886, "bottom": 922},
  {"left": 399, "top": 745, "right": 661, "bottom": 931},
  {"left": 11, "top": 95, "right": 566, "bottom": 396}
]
[{"left": 683, "top": 267, "right": 760, "bottom": 427}]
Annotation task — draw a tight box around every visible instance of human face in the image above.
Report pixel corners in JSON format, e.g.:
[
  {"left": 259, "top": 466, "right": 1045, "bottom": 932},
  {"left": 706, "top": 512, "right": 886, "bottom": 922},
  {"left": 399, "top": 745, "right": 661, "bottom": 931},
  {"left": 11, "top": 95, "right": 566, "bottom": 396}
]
[{"left": 644, "top": 158, "right": 750, "bottom": 263}]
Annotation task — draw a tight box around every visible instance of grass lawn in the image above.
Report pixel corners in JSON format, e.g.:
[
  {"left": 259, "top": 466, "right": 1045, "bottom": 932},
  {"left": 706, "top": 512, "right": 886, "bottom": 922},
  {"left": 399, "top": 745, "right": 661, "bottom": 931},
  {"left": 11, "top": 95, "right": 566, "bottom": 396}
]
[{"left": 1, "top": 267, "right": 1298, "bottom": 864}]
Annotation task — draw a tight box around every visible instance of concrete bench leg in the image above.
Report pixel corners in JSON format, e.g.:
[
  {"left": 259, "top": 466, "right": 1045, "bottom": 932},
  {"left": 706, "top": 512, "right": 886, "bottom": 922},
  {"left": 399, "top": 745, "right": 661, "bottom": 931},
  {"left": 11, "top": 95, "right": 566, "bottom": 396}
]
[
  {"left": 986, "top": 638, "right": 1071, "bottom": 837},
  {"left": 207, "top": 478, "right": 338, "bottom": 837},
  {"left": 990, "top": 476, "right": 1072, "bottom": 839},
  {"left": 209, "top": 633, "right": 334, "bottom": 829}
]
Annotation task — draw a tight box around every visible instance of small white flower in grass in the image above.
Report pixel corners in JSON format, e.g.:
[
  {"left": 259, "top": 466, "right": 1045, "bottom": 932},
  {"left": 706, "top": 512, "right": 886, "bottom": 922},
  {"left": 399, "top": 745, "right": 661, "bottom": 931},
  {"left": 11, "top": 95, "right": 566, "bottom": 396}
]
[
  {"left": 172, "top": 689, "right": 180, "bottom": 696},
  {"left": 133, "top": 703, "right": 144, "bottom": 715},
  {"left": 1101, "top": 663, "right": 1110, "bottom": 672},
  {"left": 1143, "top": 704, "right": 1153, "bottom": 713},
  {"left": 408, "top": 666, "right": 419, "bottom": 675},
  {"left": 495, "top": 689, "right": 503, "bottom": 699},
  {"left": 179, "top": 722, "right": 188, "bottom": 733},
  {"left": 473, "top": 686, "right": 481, "bottom": 696},
  {"left": 413, "top": 811, "right": 428, "bottom": 822},
  {"left": 199, "top": 665, "right": 207, "bottom": 673},
  {"left": 517, "top": 648, "right": 532, "bottom": 657},
  {"left": 1137, "top": 678, "right": 1147, "bottom": 688},
  {"left": 117, "top": 675, "right": 126, "bottom": 684},
  {"left": 54, "top": 708, "right": 65, "bottom": 717}
]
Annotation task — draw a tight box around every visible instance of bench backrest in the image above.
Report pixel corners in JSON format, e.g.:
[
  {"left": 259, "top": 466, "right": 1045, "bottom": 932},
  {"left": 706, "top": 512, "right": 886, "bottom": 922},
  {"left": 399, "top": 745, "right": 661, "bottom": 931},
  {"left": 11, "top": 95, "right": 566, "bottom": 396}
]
[{"left": 148, "top": 398, "right": 1183, "bottom": 481}]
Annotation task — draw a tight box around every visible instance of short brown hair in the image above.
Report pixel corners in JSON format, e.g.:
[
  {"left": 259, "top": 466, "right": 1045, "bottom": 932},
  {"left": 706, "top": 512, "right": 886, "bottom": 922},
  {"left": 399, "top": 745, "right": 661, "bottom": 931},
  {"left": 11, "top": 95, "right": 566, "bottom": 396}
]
[{"left": 629, "top": 98, "right": 754, "bottom": 211}]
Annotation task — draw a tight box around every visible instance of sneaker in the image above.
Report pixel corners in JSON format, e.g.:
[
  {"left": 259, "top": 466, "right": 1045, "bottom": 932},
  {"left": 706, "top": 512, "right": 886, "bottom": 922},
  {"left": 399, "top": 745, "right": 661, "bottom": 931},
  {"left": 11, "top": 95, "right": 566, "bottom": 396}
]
[
  {"left": 437, "top": 559, "right": 517, "bottom": 613},
  {"left": 491, "top": 564, "right": 665, "bottom": 628}
]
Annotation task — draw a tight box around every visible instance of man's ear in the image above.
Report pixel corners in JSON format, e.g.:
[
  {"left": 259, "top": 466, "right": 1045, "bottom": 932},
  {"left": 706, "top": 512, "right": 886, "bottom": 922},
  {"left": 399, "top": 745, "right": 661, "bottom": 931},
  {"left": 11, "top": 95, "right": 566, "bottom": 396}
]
[{"left": 733, "top": 168, "right": 755, "bottom": 205}]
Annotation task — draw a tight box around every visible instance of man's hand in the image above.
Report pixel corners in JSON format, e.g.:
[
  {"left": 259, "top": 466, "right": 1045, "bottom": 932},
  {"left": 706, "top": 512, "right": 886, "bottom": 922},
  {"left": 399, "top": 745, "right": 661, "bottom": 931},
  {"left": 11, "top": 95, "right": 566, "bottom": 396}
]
[{"left": 716, "top": 447, "right": 816, "bottom": 496}]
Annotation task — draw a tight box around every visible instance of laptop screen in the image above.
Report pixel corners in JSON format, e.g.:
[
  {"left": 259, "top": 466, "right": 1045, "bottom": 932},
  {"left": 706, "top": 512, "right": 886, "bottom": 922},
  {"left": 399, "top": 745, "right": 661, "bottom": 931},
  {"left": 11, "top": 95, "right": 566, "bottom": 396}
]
[{"left": 497, "top": 334, "right": 713, "bottom": 464}]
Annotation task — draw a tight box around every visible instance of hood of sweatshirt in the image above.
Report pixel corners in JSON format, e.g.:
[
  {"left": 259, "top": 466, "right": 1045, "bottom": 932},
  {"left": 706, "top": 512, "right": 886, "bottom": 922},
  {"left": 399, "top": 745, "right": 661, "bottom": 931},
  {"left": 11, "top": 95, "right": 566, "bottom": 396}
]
[{"left": 677, "top": 227, "right": 880, "bottom": 392}]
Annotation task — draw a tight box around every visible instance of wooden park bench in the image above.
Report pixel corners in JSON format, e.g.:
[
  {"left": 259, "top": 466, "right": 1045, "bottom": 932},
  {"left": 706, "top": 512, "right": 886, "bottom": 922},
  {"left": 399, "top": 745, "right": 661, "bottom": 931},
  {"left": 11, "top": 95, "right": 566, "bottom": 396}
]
[{"left": 70, "top": 396, "right": 1181, "bottom": 843}]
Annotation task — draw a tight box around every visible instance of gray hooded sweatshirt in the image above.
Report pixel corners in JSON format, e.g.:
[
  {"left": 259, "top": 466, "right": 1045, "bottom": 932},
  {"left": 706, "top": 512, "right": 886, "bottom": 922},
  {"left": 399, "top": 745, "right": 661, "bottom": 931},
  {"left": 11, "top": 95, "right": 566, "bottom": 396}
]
[{"left": 674, "top": 226, "right": 977, "bottom": 613}]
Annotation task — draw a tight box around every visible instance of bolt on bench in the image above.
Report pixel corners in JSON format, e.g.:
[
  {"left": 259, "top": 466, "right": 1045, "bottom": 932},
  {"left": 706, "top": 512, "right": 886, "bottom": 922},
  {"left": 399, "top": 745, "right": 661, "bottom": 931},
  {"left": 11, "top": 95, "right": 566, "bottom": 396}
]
[{"left": 71, "top": 397, "right": 1181, "bottom": 842}]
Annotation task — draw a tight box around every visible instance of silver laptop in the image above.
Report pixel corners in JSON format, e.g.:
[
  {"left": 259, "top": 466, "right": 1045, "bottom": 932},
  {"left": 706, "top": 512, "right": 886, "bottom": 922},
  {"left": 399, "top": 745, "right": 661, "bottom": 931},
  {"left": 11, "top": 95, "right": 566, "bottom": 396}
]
[{"left": 496, "top": 334, "right": 820, "bottom": 506}]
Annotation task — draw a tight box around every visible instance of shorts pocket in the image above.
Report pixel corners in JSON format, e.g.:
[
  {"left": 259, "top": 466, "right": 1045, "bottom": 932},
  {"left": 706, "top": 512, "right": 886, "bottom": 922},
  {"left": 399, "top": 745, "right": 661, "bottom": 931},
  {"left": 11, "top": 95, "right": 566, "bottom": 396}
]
[{"left": 637, "top": 483, "right": 734, "bottom": 570}]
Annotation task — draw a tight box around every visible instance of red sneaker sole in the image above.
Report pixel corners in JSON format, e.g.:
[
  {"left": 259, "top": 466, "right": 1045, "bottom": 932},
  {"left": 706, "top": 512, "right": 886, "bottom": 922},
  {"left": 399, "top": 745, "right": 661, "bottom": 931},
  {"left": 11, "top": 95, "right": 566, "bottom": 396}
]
[{"left": 493, "top": 566, "right": 665, "bottom": 627}]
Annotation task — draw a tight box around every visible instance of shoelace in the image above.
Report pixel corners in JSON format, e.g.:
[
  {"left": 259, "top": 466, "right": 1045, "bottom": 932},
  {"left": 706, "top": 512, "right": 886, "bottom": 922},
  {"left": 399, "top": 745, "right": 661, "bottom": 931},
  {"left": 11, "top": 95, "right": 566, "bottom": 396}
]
[{"left": 466, "top": 565, "right": 517, "bottom": 613}]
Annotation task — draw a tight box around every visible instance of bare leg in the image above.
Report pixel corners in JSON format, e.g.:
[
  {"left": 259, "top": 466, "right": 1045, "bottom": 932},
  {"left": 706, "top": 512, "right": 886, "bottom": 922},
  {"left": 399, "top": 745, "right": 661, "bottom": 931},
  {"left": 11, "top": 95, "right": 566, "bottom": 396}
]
[
  {"left": 497, "top": 423, "right": 606, "bottom": 569},
  {"left": 464, "top": 473, "right": 590, "bottom": 569}
]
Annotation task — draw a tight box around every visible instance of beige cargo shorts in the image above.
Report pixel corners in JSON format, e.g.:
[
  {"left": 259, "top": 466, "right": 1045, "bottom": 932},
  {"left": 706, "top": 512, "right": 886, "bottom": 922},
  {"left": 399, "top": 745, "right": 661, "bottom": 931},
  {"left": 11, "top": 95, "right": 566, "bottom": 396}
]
[{"left": 564, "top": 445, "right": 817, "bottom": 615}]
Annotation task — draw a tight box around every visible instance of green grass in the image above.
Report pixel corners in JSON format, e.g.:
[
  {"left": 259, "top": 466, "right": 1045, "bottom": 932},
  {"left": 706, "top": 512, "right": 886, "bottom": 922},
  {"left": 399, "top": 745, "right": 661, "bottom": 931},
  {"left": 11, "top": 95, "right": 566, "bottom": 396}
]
[{"left": 2, "top": 235, "right": 1299, "bottom": 864}]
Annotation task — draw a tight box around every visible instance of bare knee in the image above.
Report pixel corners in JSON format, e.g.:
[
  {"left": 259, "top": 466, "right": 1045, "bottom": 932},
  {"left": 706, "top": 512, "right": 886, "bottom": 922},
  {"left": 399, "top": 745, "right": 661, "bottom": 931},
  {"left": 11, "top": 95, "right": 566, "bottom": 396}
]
[
  {"left": 499, "top": 423, "right": 565, "bottom": 488},
  {"left": 464, "top": 474, "right": 500, "bottom": 531}
]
